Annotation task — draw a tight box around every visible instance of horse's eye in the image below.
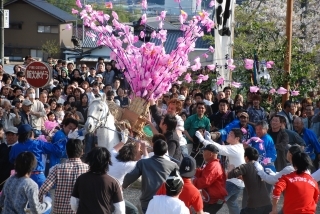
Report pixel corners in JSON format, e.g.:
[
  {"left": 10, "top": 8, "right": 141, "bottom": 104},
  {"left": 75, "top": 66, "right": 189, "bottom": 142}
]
[{"left": 100, "top": 109, "right": 103, "bottom": 111}]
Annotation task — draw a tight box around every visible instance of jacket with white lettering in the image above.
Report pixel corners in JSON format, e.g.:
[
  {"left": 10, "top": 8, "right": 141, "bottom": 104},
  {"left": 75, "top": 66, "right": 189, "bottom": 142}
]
[{"left": 273, "top": 171, "right": 319, "bottom": 214}]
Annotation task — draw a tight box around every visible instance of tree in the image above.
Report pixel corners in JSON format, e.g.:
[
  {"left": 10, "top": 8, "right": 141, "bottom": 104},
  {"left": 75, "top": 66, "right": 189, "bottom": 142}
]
[
  {"left": 42, "top": 40, "right": 61, "bottom": 58},
  {"left": 204, "top": 0, "right": 320, "bottom": 108},
  {"left": 46, "top": 0, "right": 139, "bottom": 23}
]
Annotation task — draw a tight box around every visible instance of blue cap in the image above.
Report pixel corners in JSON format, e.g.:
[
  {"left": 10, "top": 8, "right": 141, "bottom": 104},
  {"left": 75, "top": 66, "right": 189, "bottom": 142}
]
[{"left": 18, "top": 124, "right": 33, "bottom": 134}]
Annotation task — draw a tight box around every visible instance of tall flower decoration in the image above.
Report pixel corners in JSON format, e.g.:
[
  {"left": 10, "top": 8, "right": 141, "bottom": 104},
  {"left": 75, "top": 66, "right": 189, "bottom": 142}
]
[{"left": 73, "top": 2, "right": 214, "bottom": 100}]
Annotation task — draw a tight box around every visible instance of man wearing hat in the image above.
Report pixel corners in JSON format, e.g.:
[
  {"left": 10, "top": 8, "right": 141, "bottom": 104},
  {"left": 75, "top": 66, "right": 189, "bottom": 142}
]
[
  {"left": 18, "top": 99, "right": 33, "bottom": 127},
  {"left": 9, "top": 124, "right": 66, "bottom": 188},
  {"left": 212, "top": 110, "right": 256, "bottom": 143},
  {"left": 196, "top": 128, "right": 246, "bottom": 214},
  {"left": 146, "top": 169, "right": 189, "bottom": 214},
  {"left": 193, "top": 144, "right": 227, "bottom": 214},
  {"left": 0, "top": 126, "right": 18, "bottom": 191},
  {"left": 156, "top": 154, "right": 204, "bottom": 213}
]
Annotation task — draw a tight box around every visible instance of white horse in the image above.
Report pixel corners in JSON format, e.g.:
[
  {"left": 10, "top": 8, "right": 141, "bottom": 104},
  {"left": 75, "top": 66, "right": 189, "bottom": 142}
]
[{"left": 84, "top": 99, "right": 120, "bottom": 151}]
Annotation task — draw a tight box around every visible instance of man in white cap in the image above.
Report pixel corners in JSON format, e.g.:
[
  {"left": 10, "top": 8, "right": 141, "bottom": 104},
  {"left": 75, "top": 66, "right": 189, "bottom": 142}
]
[
  {"left": 146, "top": 169, "right": 189, "bottom": 214},
  {"left": 18, "top": 99, "right": 33, "bottom": 127},
  {"left": 0, "top": 126, "right": 18, "bottom": 191}
]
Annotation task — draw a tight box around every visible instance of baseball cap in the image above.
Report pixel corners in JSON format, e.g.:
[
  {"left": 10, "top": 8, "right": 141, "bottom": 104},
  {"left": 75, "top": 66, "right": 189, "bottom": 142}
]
[
  {"left": 201, "top": 144, "right": 219, "bottom": 153},
  {"left": 179, "top": 154, "right": 196, "bottom": 178},
  {"left": 22, "top": 99, "right": 33, "bottom": 106},
  {"left": 165, "top": 169, "right": 184, "bottom": 193},
  {"left": 18, "top": 124, "right": 33, "bottom": 134},
  {"left": 239, "top": 112, "right": 249, "bottom": 118},
  {"left": 96, "top": 74, "right": 103, "bottom": 78},
  {"left": 5, "top": 126, "right": 18, "bottom": 134},
  {"left": 177, "top": 95, "right": 185, "bottom": 101}
]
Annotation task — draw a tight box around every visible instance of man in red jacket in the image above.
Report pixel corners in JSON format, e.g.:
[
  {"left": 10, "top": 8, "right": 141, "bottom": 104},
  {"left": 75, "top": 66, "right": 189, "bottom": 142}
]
[{"left": 193, "top": 144, "right": 227, "bottom": 214}]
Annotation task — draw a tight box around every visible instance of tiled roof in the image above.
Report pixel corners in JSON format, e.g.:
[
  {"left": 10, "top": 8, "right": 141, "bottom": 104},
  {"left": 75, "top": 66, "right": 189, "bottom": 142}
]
[
  {"left": 150, "top": 30, "right": 211, "bottom": 53},
  {"left": 82, "top": 30, "right": 98, "bottom": 48},
  {"left": 5, "top": 0, "right": 76, "bottom": 23}
]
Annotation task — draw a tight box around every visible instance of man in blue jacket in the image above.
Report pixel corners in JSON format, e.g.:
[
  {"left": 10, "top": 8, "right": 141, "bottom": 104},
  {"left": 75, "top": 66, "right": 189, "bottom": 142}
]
[
  {"left": 215, "top": 111, "right": 256, "bottom": 143},
  {"left": 9, "top": 124, "right": 65, "bottom": 188},
  {"left": 247, "top": 121, "right": 277, "bottom": 172},
  {"left": 49, "top": 118, "right": 79, "bottom": 170},
  {"left": 293, "top": 117, "right": 320, "bottom": 171}
]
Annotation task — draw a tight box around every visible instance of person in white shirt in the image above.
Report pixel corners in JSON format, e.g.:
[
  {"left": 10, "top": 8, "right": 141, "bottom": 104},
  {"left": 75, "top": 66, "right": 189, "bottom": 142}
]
[
  {"left": 146, "top": 169, "right": 189, "bottom": 214},
  {"left": 254, "top": 145, "right": 302, "bottom": 185},
  {"left": 108, "top": 130, "right": 148, "bottom": 214},
  {"left": 196, "top": 128, "right": 245, "bottom": 214},
  {"left": 26, "top": 88, "right": 46, "bottom": 137}
]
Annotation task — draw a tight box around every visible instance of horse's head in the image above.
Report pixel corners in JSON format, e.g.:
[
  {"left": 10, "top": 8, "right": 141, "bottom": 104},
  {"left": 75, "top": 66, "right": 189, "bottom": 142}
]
[{"left": 85, "top": 99, "right": 109, "bottom": 133}]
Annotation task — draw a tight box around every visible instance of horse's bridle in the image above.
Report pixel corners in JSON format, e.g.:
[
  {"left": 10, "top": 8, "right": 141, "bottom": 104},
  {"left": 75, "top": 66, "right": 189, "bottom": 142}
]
[{"left": 87, "top": 102, "right": 110, "bottom": 132}]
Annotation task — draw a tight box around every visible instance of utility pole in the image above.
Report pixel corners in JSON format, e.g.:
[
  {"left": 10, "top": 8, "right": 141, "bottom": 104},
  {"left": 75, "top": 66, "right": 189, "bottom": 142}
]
[
  {"left": 282, "top": 0, "right": 294, "bottom": 106},
  {"left": 0, "top": 0, "right": 4, "bottom": 65}
]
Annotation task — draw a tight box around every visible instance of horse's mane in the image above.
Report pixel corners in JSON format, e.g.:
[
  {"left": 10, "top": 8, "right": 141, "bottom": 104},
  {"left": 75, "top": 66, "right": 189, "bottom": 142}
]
[{"left": 89, "top": 98, "right": 104, "bottom": 106}]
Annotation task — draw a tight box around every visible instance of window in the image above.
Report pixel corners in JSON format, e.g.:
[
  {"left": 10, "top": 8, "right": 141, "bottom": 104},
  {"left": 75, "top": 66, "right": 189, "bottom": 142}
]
[
  {"left": 38, "top": 25, "right": 58, "bottom": 34},
  {"left": 10, "top": 23, "right": 22, "bottom": 29},
  {"left": 30, "top": 49, "right": 43, "bottom": 58}
]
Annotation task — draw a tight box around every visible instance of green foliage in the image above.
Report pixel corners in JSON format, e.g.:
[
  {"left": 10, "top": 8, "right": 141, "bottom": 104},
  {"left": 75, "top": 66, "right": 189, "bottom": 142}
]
[
  {"left": 42, "top": 40, "right": 61, "bottom": 58},
  {"left": 203, "top": 1, "right": 320, "bottom": 109},
  {"left": 45, "top": 0, "right": 139, "bottom": 23}
]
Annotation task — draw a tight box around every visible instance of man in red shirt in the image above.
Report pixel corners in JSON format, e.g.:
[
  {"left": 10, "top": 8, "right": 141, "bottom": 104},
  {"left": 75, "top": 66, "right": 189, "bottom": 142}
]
[
  {"left": 156, "top": 154, "right": 204, "bottom": 213},
  {"left": 193, "top": 144, "right": 227, "bottom": 214}
]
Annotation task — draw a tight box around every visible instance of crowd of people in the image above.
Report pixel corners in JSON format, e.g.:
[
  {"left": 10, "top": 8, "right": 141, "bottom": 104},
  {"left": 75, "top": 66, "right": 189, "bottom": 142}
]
[{"left": 0, "top": 55, "right": 319, "bottom": 214}]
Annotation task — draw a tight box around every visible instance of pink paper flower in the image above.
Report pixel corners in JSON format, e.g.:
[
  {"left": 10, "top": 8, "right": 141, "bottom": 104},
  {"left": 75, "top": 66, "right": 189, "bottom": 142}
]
[
  {"left": 266, "top": 61, "right": 274, "bottom": 69},
  {"left": 241, "top": 127, "right": 247, "bottom": 134},
  {"left": 228, "top": 64, "right": 236, "bottom": 71},
  {"left": 209, "top": 0, "right": 215, "bottom": 7},
  {"left": 160, "top": 11, "right": 167, "bottom": 20},
  {"left": 140, "top": 31, "right": 145, "bottom": 38},
  {"left": 262, "top": 157, "right": 271, "bottom": 165},
  {"left": 76, "top": 0, "right": 82, "bottom": 8},
  {"left": 71, "top": 8, "right": 79, "bottom": 14},
  {"left": 250, "top": 86, "right": 260, "bottom": 93},
  {"left": 185, "top": 73, "right": 192, "bottom": 83},
  {"left": 65, "top": 24, "right": 72, "bottom": 30},
  {"left": 227, "top": 59, "right": 236, "bottom": 71},
  {"left": 291, "top": 90, "right": 300, "bottom": 96},
  {"left": 105, "top": 2, "right": 113, "bottom": 9},
  {"left": 276, "top": 87, "right": 288, "bottom": 95},
  {"left": 208, "top": 46, "right": 215, "bottom": 53},
  {"left": 269, "top": 88, "right": 276, "bottom": 94},
  {"left": 206, "top": 64, "right": 215, "bottom": 70},
  {"left": 244, "top": 59, "right": 254, "bottom": 70},
  {"left": 76, "top": 0, "right": 215, "bottom": 99},
  {"left": 216, "top": 77, "right": 224, "bottom": 86},
  {"left": 141, "top": 14, "right": 147, "bottom": 25},
  {"left": 196, "top": 78, "right": 203, "bottom": 84},
  {"left": 231, "top": 81, "right": 241, "bottom": 88},
  {"left": 141, "top": 0, "right": 147, "bottom": 9},
  {"left": 202, "top": 53, "right": 208, "bottom": 58}
]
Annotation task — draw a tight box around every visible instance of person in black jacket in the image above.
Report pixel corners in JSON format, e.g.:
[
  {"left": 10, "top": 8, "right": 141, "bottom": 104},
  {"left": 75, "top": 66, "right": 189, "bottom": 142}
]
[
  {"left": 159, "top": 115, "right": 182, "bottom": 164},
  {"left": 0, "top": 127, "right": 18, "bottom": 191}
]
